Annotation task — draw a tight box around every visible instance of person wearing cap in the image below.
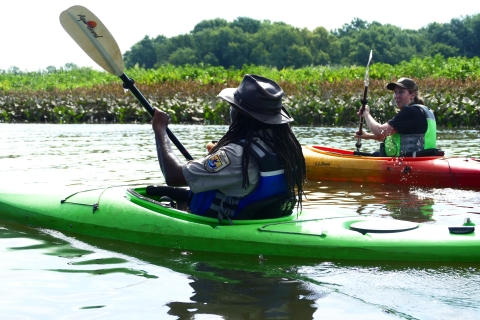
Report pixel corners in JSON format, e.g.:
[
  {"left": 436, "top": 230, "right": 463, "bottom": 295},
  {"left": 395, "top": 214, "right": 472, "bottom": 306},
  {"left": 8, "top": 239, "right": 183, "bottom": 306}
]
[
  {"left": 152, "top": 74, "right": 306, "bottom": 222},
  {"left": 354, "top": 77, "right": 436, "bottom": 156}
]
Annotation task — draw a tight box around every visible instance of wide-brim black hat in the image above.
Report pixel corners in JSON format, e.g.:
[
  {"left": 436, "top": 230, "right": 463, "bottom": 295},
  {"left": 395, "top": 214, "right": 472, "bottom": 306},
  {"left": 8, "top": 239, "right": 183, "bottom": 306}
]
[{"left": 218, "top": 74, "right": 293, "bottom": 124}]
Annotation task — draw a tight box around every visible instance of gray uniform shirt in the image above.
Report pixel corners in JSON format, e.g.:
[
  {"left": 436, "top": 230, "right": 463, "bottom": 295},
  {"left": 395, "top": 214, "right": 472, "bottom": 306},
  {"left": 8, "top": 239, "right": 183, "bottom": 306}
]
[{"left": 182, "top": 137, "right": 272, "bottom": 197}]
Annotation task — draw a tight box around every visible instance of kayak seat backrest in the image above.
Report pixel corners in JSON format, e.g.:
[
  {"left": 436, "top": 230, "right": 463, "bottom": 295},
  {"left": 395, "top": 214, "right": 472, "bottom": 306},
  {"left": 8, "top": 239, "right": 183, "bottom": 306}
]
[
  {"left": 400, "top": 148, "right": 445, "bottom": 157},
  {"left": 146, "top": 185, "right": 190, "bottom": 209},
  {"left": 234, "top": 193, "right": 296, "bottom": 220}
]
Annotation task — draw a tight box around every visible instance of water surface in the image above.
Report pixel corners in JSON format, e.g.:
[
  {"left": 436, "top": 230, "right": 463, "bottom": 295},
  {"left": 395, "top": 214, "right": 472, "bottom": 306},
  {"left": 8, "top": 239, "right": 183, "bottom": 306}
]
[{"left": 1, "top": 123, "right": 480, "bottom": 319}]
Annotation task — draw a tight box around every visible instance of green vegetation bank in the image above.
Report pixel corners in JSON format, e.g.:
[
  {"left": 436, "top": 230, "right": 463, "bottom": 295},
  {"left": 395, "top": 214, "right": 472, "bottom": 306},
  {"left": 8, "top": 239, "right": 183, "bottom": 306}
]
[{"left": 1, "top": 55, "right": 479, "bottom": 127}]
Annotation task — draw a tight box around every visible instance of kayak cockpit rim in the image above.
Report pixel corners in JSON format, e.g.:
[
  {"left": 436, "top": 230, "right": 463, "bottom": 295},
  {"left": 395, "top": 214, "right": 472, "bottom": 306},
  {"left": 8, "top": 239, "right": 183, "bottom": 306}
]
[{"left": 126, "top": 187, "right": 296, "bottom": 226}]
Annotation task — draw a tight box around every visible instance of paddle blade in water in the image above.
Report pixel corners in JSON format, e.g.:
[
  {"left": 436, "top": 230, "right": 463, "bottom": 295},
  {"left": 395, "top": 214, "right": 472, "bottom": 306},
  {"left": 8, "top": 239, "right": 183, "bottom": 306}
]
[{"left": 59, "top": 5, "right": 124, "bottom": 76}]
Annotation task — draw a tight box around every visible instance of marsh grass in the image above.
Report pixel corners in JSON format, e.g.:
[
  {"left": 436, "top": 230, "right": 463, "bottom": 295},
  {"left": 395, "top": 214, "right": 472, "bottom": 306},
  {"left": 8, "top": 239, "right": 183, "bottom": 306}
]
[{"left": 1, "top": 56, "right": 479, "bottom": 127}]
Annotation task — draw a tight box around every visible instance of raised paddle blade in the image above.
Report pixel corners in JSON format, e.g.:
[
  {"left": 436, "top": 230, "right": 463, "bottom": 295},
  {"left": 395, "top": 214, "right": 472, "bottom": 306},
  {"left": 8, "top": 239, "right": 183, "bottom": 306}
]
[
  {"left": 59, "top": 5, "right": 194, "bottom": 161},
  {"left": 59, "top": 5, "right": 124, "bottom": 76},
  {"left": 364, "top": 50, "right": 373, "bottom": 87}
]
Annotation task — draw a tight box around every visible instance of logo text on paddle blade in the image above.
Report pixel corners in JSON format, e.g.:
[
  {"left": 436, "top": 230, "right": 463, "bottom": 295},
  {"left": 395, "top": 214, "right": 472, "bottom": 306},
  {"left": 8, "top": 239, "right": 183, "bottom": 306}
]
[{"left": 77, "top": 15, "right": 103, "bottom": 38}]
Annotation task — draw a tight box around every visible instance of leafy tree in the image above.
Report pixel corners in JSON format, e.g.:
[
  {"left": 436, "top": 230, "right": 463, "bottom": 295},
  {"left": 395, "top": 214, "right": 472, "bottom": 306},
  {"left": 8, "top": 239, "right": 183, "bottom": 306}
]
[
  {"left": 124, "top": 35, "right": 157, "bottom": 68},
  {"left": 336, "top": 20, "right": 424, "bottom": 65},
  {"left": 168, "top": 48, "right": 198, "bottom": 65},
  {"left": 254, "top": 22, "right": 304, "bottom": 68},
  {"left": 192, "top": 28, "right": 217, "bottom": 64},
  {"left": 203, "top": 53, "right": 220, "bottom": 65},
  {"left": 457, "top": 14, "right": 480, "bottom": 57},
  {"left": 308, "top": 27, "right": 341, "bottom": 64},
  {"left": 46, "top": 66, "right": 57, "bottom": 73},
  {"left": 230, "top": 17, "right": 261, "bottom": 34},
  {"left": 419, "top": 14, "right": 480, "bottom": 58},
  {"left": 122, "top": 13, "right": 480, "bottom": 70},
  {"left": 424, "top": 43, "right": 460, "bottom": 58},
  {"left": 64, "top": 63, "right": 79, "bottom": 70},
  {"left": 168, "top": 34, "right": 195, "bottom": 48},
  {"left": 287, "top": 44, "right": 313, "bottom": 68},
  {"left": 419, "top": 22, "right": 461, "bottom": 56},
  {"left": 211, "top": 27, "right": 251, "bottom": 68},
  {"left": 332, "top": 18, "right": 369, "bottom": 37},
  {"left": 155, "top": 34, "right": 194, "bottom": 67},
  {"left": 8, "top": 66, "right": 22, "bottom": 75},
  {"left": 192, "top": 18, "right": 228, "bottom": 33},
  {"left": 250, "top": 43, "right": 270, "bottom": 66}
]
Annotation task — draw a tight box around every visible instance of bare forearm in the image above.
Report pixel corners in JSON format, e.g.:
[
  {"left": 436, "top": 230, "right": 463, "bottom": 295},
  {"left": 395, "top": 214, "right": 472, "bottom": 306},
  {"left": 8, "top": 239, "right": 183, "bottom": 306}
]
[
  {"left": 364, "top": 113, "right": 394, "bottom": 139},
  {"left": 358, "top": 131, "right": 378, "bottom": 140},
  {"left": 151, "top": 107, "right": 188, "bottom": 186},
  {"left": 154, "top": 130, "right": 187, "bottom": 186}
]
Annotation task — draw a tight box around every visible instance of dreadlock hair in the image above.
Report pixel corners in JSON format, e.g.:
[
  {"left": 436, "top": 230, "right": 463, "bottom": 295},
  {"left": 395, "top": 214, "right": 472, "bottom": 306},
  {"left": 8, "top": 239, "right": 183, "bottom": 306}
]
[{"left": 209, "top": 112, "right": 307, "bottom": 209}]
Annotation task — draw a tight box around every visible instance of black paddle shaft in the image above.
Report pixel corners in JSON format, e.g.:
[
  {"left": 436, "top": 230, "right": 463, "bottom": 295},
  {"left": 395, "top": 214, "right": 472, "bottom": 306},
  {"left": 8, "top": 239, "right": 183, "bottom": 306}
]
[
  {"left": 355, "top": 85, "right": 369, "bottom": 150},
  {"left": 358, "top": 86, "right": 369, "bottom": 132},
  {"left": 119, "top": 73, "right": 194, "bottom": 161}
]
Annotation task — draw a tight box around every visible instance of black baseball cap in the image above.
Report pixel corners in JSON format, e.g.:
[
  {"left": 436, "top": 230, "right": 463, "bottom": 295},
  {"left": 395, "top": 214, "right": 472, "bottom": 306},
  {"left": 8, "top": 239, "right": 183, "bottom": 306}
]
[{"left": 386, "top": 78, "right": 418, "bottom": 91}]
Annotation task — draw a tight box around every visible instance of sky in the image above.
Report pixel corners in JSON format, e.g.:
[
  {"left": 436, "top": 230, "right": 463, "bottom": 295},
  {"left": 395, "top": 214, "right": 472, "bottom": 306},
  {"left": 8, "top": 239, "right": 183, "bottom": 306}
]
[{"left": 2, "top": 0, "right": 479, "bottom": 72}]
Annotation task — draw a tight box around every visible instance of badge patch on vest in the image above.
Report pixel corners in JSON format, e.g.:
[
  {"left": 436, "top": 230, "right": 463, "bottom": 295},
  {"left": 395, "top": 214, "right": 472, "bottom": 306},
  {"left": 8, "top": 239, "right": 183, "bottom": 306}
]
[{"left": 204, "top": 150, "right": 231, "bottom": 172}]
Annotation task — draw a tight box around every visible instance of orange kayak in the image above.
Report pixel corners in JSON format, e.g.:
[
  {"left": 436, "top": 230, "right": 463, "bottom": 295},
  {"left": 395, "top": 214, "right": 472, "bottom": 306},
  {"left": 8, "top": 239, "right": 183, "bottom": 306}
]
[{"left": 303, "top": 145, "right": 480, "bottom": 189}]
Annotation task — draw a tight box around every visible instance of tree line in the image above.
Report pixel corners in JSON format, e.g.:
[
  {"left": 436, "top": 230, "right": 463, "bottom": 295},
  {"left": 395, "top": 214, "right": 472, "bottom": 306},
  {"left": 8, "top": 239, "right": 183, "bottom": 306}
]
[{"left": 123, "top": 14, "right": 480, "bottom": 70}]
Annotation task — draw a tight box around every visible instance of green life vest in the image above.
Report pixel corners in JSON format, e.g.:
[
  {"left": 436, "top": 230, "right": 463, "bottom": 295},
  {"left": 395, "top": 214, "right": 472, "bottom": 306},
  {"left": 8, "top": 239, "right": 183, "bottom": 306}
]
[{"left": 384, "top": 105, "right": 436, "bottom": 157}]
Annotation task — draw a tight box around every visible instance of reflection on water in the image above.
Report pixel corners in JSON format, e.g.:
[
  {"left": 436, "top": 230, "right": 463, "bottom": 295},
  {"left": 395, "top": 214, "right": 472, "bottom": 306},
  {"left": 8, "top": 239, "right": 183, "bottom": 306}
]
[
  {"left": 304, "top": 179, "right": 480, "bottom": 226},
  {"left": 1, "top": 123, "right": 480, "bottom": 319},
  {"left": 2, "top": 220, "right": 479, "bottom": 319},
  {"left": 167, "top": 262, "right": 321, "bottom": 319}
]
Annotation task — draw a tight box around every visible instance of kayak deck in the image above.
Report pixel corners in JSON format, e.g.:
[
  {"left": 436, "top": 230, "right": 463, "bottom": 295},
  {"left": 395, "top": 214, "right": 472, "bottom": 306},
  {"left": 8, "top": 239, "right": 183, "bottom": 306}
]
[
  {"left": 0, "top": 185, "right": 478, "bottom": 262},
  {"left": 304, "top": 145, "right": 480, "bottom": 188}
]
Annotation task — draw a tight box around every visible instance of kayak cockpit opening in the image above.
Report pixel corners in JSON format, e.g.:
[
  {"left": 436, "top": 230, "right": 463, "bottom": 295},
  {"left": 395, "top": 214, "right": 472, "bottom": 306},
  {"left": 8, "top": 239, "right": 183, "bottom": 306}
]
[
  {"left": 145, "top": 185, "right": 190, "bottom": 211},
  {"left": 126, "top": 186, "right": 295, "bottom": 226},
  {"left": 353, "top": 148, "right": 445, "bottom": 158}
]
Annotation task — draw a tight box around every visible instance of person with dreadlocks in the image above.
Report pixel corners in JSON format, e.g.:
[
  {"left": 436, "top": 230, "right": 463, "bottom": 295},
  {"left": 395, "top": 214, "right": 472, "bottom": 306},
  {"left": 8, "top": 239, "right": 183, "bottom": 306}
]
[{"left": 152, "top": 74, "right": 306, "bottom": 222}]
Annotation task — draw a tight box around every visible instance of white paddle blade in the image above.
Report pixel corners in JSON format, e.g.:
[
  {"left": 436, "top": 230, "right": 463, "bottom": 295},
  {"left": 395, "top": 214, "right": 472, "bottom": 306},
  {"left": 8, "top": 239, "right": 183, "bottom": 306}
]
[
  {"left": 59, "top": 5, "right": 124, "bottom": 76},
  {"left": 364, "top": 50, "right": 373, "bottom": 87}
]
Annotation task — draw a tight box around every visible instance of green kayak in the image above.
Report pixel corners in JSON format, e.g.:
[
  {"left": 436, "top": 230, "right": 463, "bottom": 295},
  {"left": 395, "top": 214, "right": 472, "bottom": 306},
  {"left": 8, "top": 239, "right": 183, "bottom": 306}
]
[{"left": 0, "top": 185, "right": 478, "bottom": 263}]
